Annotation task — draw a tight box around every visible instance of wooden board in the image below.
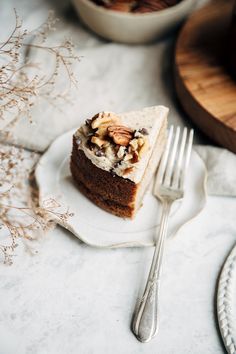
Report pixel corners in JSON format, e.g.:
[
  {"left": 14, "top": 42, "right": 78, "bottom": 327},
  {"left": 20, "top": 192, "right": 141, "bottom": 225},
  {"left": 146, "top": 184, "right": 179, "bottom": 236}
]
[{"left": 175, "top": 0, "right": 236, "bottom": 153}]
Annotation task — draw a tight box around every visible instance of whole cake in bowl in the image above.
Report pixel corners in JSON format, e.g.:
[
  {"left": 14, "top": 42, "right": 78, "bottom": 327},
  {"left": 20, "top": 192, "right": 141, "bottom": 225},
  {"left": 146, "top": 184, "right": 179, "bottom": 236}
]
[{"left": 70, "top": 106, "right": 168, "bottom": 218}]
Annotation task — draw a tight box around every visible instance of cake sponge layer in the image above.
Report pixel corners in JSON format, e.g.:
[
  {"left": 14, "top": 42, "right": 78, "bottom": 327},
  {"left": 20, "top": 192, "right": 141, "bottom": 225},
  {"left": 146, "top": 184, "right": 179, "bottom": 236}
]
[{"left": 70, "top": 151, "right": 136, "bottom": 218}]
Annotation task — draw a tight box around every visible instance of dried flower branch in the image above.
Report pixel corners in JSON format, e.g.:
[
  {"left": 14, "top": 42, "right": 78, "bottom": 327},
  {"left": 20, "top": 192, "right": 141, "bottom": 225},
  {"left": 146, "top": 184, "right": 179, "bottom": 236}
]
[
  {"left": 0, "top": 10, "right": 78, "bottom": 264},
  {"left": 0, "top": 145, "right": 74, "bottom": 265},
  {"left": 0, "top": 9, "right": 79, "bottom": 129}
]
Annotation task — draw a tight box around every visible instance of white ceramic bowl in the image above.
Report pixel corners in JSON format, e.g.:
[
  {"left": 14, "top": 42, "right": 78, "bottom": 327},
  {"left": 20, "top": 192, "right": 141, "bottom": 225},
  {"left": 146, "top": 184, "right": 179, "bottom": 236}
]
[{"left": 72, "top": 0, "right": 197, "bottom": 44}]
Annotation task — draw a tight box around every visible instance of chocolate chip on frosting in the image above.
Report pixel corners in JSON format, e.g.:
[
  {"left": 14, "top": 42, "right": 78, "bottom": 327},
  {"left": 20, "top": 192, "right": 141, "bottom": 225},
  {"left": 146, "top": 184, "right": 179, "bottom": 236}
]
[
  {"left": 85, "top": 118, "right": 93, "bottom": 126},
  {"left": 138, "top": 128, "right": 149, "bottom": 135},
  {"left": 114, "top": 160, "right": 122, "bottom": 168},
  {"left": 95, "top": 149, "right": 105, "bottom": 157}
]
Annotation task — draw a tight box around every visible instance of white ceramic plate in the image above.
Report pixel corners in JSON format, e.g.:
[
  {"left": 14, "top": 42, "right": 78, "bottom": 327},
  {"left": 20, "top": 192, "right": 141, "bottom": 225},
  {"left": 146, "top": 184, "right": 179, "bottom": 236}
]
[
  {"left": 35, "top": 129, "right": 207, "bottom": 248},
  {"left": 217, "top": 244, "right": 236, "bottom": 354}
]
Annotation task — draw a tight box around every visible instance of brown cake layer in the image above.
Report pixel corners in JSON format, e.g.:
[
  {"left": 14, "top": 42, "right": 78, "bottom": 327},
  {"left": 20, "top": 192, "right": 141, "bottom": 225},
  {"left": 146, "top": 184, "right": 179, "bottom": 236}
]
[
  {"left": 71, "top": 138, "right": 138, "bottom": 206},
  {"left": 70, "top": 139, "right": 138, "bottom": 217},
  {"left": 70, "top": 159, "right": 135, "bottom": 218}
]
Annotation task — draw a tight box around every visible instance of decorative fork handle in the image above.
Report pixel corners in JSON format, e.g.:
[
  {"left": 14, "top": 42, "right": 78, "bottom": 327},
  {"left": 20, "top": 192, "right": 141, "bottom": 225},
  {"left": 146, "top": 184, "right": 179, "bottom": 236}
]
[{"left": 132, "top": 201, "right": 172, "bottom": 343}]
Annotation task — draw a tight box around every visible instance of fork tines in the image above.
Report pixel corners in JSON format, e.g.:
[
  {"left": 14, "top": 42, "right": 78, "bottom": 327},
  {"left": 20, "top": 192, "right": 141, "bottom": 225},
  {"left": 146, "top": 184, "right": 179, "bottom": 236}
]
[{"left": 155, "top": 126, "right": 194, "bottom": 190}]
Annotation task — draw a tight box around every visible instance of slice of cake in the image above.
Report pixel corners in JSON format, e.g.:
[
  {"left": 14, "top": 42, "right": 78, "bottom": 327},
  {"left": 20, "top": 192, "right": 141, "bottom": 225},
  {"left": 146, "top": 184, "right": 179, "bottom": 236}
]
[{"left": 70, "top": 106, "right": 168, "bottom": 218}]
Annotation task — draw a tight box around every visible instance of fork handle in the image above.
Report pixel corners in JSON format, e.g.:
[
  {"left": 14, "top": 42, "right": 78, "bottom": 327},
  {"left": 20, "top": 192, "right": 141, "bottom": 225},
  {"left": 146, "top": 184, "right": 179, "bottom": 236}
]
[{"left": 132, "top": 201, "right": 172, "bottom": 343}]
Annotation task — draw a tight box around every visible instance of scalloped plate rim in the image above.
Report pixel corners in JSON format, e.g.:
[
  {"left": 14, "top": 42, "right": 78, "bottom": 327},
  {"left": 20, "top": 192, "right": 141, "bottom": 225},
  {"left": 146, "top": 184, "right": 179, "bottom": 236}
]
[
  {"left": 35, "top": 129, "right": 207, "bottom": 248},
  {"left": 217, "top": 243, "right": 236, "bottom": 354}
]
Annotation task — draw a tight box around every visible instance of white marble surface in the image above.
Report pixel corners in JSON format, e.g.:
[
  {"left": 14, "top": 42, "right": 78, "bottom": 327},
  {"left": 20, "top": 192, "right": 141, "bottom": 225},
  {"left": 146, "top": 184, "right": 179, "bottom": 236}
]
[
  {"left": 0, "top": 0, "right": 235, "bottom": 353},
  {"left": 1, "top": 198, "right": 236, "bottom": 354}
]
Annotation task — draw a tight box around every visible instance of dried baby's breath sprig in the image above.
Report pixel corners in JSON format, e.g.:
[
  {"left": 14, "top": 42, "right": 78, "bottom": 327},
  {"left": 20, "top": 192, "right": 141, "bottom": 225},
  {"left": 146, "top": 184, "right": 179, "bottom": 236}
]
[
  {"left": 0, "top": 10, "right": 78, "bottom": 264},
  {"left": 0, "top": 145, "right": 73, "bottom": 265},
  {"left": 31, "top": 10, "right": 59, "bottom": 43},
  {"left": 0, "top": 9, "right": 80, "bottom": 130}
]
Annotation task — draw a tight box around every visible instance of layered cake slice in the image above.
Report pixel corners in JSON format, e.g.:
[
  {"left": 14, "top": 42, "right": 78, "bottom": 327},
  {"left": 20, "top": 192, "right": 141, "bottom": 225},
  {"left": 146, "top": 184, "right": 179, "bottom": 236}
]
[{"left": 70, "top": 106, "right": 168, "bottom": 218}]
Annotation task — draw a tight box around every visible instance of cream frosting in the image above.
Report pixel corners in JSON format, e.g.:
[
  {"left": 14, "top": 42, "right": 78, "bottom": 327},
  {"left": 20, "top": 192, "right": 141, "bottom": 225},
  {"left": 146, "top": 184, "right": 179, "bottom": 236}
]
[{"left": 74, "top": 106, "right": 168, "bottom": 183}]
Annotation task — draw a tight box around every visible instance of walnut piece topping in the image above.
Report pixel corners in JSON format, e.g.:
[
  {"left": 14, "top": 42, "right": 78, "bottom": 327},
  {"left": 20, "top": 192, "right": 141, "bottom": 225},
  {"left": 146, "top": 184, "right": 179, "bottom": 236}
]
[
  {"left": 126, "top": 135, "right": 149, "bottom": 163},
  {"left": 91, "top": 136, "right": 109, "bottom": 148},
  {"left": 138, "top": 137, "right": 149, "bottom": 158},
  {"left": 96, "top": 124, "right": 110, "bottom": 138},
  {"left": 138, "top": 137, "right": 145, "bottom": 146},
  {"left": 91, "top": 112, "right": 120, "bottom": 129},
  {"left": 117, "top": 146, "right": 126, "bottom": 159},
  {"left": 124, "top": 153, "right": 133, "bottom": 161},
  {"left": 129, "top": 138, "right": 138, "bottom": 151}
]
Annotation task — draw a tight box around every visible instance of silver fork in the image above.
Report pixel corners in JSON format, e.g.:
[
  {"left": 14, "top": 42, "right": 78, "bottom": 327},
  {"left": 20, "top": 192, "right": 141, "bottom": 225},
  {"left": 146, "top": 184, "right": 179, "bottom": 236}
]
[{"left": 132, "top": 126, "right": 194, "bottom": 343}]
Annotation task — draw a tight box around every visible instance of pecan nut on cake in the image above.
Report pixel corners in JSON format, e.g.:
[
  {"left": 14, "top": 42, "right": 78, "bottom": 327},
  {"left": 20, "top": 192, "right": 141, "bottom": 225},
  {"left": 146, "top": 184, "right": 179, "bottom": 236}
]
[{"left": 70, "top": 106, "right": 168, "bottom": 218}]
